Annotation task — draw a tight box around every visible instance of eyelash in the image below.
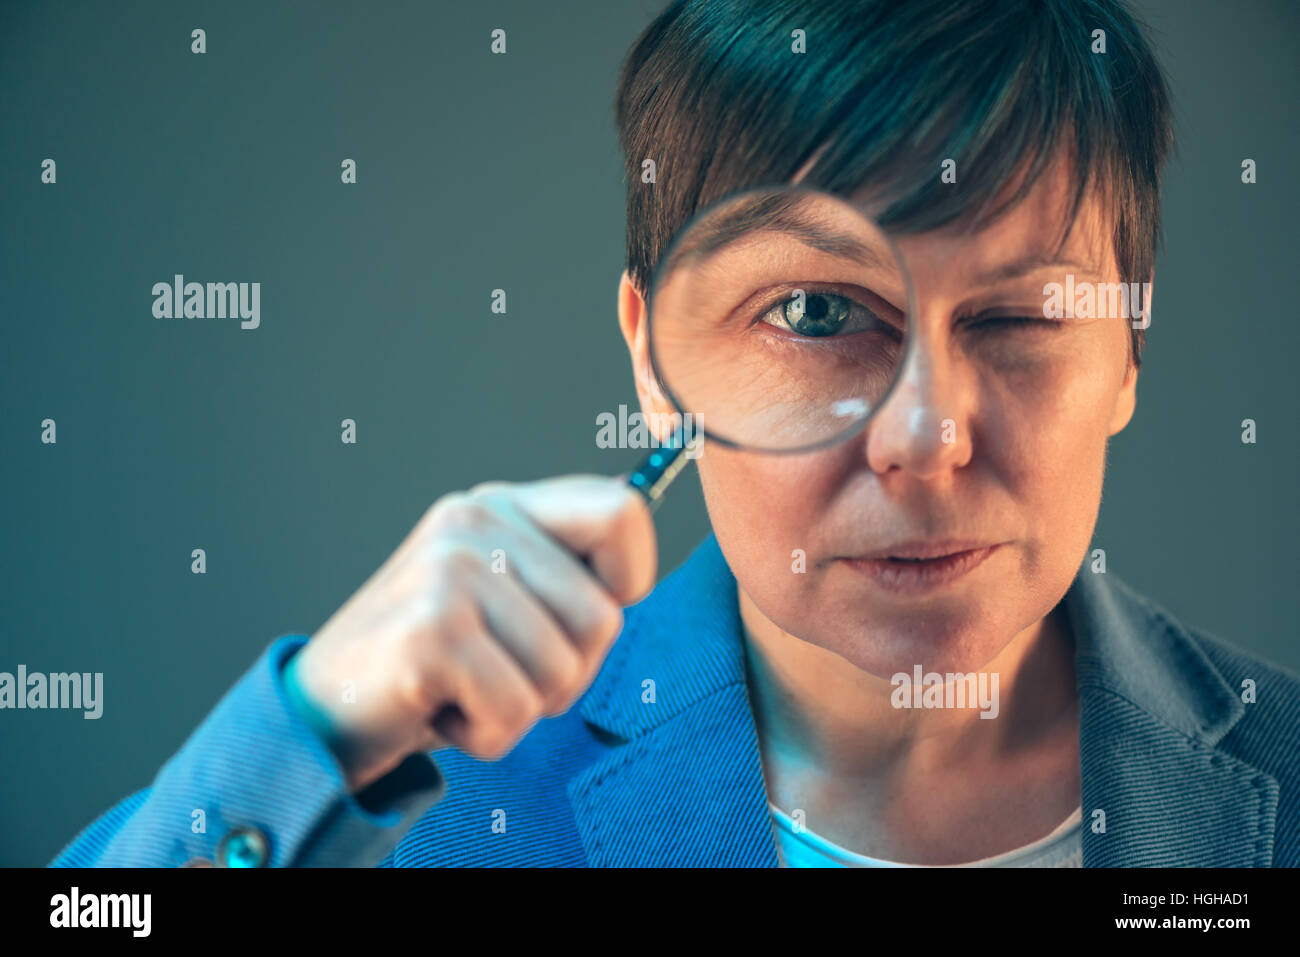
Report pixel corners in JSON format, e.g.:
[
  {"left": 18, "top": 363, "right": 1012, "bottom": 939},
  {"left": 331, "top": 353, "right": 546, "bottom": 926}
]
[{"left": 963, "top": 314, "right": 1058, "bottom": 330}]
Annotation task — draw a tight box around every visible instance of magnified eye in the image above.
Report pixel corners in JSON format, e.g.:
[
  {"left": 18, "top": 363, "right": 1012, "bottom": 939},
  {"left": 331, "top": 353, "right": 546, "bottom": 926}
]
[{"left": 762, "top": 290, "right": 859, "bottom": 337}]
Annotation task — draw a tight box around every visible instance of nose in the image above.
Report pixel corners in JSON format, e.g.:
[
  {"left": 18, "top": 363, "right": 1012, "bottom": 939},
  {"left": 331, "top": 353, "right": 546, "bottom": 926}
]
[{"left": 863, "top": 317, "right": 973, "bottom": 478}]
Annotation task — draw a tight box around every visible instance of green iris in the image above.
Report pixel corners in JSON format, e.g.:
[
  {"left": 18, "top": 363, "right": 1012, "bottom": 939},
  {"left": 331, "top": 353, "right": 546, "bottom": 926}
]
[{"left": 783, "top": 292, "right": 850, "bottom": 337}]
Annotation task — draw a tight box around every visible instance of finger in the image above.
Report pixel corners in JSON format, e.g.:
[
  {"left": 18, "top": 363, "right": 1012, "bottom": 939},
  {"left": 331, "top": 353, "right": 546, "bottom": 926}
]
[
  {"left": 461, "top": 498, "right": 626, "bottom": 657},
  {"left": 467, "top": 557, "right": 588, "bottom": 714},
  {"left": 429, "top": 617, "right": 547, "bottom": 759},
  {"left": 482, "top": 475, "right": 657, "bottom": 605}
]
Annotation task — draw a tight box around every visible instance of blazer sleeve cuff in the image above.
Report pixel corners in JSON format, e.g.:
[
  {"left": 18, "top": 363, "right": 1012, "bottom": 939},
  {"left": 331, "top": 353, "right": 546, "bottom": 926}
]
[{"left": 81, "top": 634, "right": 444, "bottom": 867}]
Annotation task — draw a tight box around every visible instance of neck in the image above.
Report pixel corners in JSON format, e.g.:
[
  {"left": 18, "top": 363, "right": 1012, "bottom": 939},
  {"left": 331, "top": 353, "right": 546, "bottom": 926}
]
[{"left": 738, "top": 586, "right": 1078, "bottom": 780}]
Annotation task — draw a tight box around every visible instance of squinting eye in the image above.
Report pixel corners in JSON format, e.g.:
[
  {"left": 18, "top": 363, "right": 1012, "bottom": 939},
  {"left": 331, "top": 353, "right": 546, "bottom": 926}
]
[
  {"left": 968, "top": 315, "right": 1059, "bottom": 330},
  {"left": 760, "top": 290, "right": 888, "bottom": 339}
]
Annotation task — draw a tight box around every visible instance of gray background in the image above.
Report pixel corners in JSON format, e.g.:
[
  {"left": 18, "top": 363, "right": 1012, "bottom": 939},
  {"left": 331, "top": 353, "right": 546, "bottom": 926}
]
[{"left": 1, "top": 0, "right": 1295, "bottom": 866}]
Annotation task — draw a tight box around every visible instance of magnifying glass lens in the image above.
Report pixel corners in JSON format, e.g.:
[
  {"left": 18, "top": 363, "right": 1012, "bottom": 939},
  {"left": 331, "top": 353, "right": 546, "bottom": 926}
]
[{"left": 648, "top": 187, "right": 912, "bottom": 453}]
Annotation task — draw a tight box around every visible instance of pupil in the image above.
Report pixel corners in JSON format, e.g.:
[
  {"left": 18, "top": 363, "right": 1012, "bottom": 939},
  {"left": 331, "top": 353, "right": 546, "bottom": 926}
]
[{"left": 785, "top": 293, "right": 846, "bottom": 336}]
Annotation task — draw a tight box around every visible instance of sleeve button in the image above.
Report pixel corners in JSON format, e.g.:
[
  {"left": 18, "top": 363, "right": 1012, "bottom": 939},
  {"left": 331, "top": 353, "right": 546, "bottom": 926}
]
[{"left": 216, "top": 826, "right": 270, "bottom": 867}]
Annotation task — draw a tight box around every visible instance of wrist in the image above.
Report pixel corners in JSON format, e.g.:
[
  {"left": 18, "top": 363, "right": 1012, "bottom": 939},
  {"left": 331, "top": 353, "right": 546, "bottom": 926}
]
[{"left": 282, "top": 648, "right": 366, "bottom": 791}]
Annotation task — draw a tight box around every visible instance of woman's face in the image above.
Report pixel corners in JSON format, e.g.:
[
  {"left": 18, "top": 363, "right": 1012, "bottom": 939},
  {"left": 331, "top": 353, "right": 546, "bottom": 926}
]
[{"left": 618, "top": 155, "right": 1141, "bottom": 677}]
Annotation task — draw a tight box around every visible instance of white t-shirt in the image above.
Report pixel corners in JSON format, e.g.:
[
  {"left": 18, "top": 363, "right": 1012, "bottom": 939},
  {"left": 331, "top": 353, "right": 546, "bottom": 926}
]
[{"left": 768, "top": 801, "right": 1083, "bottom": 867}]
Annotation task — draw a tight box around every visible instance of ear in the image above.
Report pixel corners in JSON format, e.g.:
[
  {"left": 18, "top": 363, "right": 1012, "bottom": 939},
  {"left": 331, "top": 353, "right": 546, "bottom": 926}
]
[
  {"left": 1108, "top": 358, "right": 1138, "bottom": 435},
  {"left": 617, "top": 269, "right": 677, "bottom": 429},
  {"left": 1107, "top": 272, "right": 1149, "bottom": 436}
]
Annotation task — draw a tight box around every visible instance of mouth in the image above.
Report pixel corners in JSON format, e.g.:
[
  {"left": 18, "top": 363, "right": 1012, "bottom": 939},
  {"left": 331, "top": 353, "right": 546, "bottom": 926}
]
[{"left": 838, "top": 542, "right": 1003, "bottom": 593}]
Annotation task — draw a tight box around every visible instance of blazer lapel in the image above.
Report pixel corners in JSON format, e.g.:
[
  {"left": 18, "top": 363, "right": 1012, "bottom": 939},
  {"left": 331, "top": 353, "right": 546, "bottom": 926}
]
[
  {"left": 1066, "top": 568, "right": 1278, "bottom": 866},
  {"left": 567, "top": 533, "right": 780, "bottom": 866}
]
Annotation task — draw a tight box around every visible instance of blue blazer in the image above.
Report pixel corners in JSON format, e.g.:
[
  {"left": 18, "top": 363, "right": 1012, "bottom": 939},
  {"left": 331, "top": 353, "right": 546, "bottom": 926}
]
[{"left": 52, "top": 532, "right": 1300, "bottom": 867}]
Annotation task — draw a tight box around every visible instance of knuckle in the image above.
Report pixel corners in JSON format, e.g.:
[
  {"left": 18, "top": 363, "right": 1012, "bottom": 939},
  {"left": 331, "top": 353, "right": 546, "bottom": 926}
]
[
  {"left": 560, "top": 651, "right": 588, "bottom": 697},
  {"left": 545, "top": 654, "right": 585, "bottom": 710},
  {"left": 514, "top": 686, "right": 546, "bottom": 728},
  {"left": 426, "top": 491, "right": 468, "bottom": 529},
  {"left": 569, "top": 598, "right": 623, "bottom": 660},
  {"left": 467, "top": 480, "right": 511, "bottom": 501},
  {"left": 463, "top": 724, "right": 502, "bottom": 758},
  {"left": 429, "top": 541, "right": 485, "bottom": 583},
  {"left": 507, "top": 684, "right": 545, "bottom": 731},
  {"left": 395, "top": 661, "right": 439, "bottom": 714},
  {"left": 429, "top": 491, "right": 495, "bottom": 535},
  {"left": 587, "top": 599, "right": 625, "bottom": 647},
  {"left": 466, "top": 484, "right": 514, "bottom": 522},
  {"left": 476, "top": 720, "right": 522, "bottom": 761}
]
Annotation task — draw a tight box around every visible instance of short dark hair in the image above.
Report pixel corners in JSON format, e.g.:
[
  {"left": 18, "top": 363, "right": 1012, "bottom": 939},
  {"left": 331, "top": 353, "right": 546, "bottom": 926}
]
[{"left": 615, "top": 0, "right": 1175, "bottom": 367}]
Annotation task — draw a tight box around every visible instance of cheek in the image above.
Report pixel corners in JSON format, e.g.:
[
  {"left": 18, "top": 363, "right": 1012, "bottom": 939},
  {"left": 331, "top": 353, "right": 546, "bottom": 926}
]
[
  {"left": 697, "top": 445, "right": 840, "bottom": 597},
  {"left": 980, "top": 334, "right": 1123, "bottom": 549}
]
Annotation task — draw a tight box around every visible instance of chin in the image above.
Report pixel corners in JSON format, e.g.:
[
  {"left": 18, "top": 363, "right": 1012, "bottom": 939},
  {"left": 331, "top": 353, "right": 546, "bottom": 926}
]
[{"left": 797, "top": 599, "right": 1020, "bottom": 679}]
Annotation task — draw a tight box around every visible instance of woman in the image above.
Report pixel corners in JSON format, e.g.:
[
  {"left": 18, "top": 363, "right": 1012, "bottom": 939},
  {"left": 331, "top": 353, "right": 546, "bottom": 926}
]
[{"left": 53, "top": 0, "right": 1298, "bottom": 868}]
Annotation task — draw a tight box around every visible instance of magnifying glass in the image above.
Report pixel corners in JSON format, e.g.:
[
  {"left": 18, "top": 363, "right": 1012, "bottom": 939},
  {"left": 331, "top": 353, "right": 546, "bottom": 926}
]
[{"left": 624, "top": 185, "right": 916, "bottom": 509}]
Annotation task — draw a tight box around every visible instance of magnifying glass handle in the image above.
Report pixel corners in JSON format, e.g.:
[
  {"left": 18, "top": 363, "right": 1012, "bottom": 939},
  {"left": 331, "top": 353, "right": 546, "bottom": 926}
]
[{"left": 625, "top": 423, "right": 699, "bottom": 513}]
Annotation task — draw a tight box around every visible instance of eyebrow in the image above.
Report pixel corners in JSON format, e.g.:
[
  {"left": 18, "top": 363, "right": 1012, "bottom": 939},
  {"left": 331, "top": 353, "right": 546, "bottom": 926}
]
[
  {"left": 971, "top": 254, "right": 1102, "bottom": 286},
  {"left": 658, "top": 192, "right": 1102, "bottom": 289},
  {"left": 660, "top": 192, "right": 889, "bottom": 278}
]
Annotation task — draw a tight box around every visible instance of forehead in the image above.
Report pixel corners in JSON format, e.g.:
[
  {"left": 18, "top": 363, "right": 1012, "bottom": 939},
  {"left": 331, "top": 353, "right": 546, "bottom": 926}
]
[{"left": 873, "top": 147, "right": 1119, "bottom": 290}]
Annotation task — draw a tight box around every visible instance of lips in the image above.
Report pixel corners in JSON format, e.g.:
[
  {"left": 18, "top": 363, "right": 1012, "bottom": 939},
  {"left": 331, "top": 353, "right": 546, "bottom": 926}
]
[
  {"left": 853, "top": 540, "right": 998, "bottom": 561},
  {"left": 838, "top": 543, "right": 1003, "bottom": 592}
]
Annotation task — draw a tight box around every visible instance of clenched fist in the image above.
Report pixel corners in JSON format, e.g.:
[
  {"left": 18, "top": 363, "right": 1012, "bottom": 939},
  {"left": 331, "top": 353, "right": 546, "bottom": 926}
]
[{"left": 283, "top": 474, "right": 657, "bottom": 794}]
